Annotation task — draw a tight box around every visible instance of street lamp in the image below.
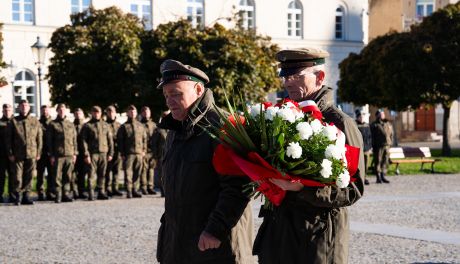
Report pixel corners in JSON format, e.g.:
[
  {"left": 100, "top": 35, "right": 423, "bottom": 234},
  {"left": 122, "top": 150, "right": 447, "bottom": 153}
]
[{"left": 31, "top": 36, "right": 48, "bottom": 109}]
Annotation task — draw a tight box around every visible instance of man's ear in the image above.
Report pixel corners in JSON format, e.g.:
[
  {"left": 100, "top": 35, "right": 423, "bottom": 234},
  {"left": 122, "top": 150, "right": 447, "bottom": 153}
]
[
  {"left": 195, "top": 82, "right": 205, "bottom": 97},
  {"left": 316, "top": 70, "right": 325, "bottom": 86}
]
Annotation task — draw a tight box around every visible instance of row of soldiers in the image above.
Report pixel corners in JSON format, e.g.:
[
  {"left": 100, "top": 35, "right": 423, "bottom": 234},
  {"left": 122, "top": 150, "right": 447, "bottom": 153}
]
[{"left": 0, "top": 100, "right": 167, "bottom": 205}]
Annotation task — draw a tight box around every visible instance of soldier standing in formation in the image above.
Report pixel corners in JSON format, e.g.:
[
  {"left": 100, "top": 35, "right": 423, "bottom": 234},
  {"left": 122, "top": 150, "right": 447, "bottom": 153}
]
[
  {"left": 356, "top": 109, "right": 372, "bottom": 185},
  {"left": 47, "top": 104, "right": 78, "bottom": 203},
  {"left": 370, "top": 109, "right": 393, "bottom": 184},
  {"left": 72, "top": 108, "right": 88, "bottom": 199},
  {"left": 80, "top": 106, "right": 114, "bottom": 200},
  {"left": 6, "top": 99, "right": 43, "bottom": 205},
  {"left": 0, "top": 104, "right": 14, "bottom": 203},
  {"left": 117, "top": 105, "right": 147, "bottom": 198},
  {"left": 105, "top": 106, "right": 123, "bottom": 196},
  {"left": 140, "top": 106, "right": 157, "bottom": 195},
  {"left": 37, "top": 105, "right": 54, "bottom": 201}
]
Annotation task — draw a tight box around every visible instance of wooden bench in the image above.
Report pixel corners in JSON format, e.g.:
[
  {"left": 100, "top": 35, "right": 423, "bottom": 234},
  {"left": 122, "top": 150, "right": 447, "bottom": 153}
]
[{"left": 389, "top": 147, "right": 441, "bottom": 175}]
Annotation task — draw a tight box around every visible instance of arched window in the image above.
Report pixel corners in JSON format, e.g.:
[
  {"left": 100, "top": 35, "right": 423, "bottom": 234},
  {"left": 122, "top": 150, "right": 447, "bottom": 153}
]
[
  {"left": 287, "top": 1, "right": 302, "bottom": 38},
  {"left": 13, "top": 70, "right": 36, "bottom": 114},
  {"left": 335, "top": 6, "right": 345, "bottom": 40},
  {"left": 187, "top": 0, "right": 204, "bottom": 28},
  {"left": 239, "top": 0, "right": 255, "bottom": 30}
]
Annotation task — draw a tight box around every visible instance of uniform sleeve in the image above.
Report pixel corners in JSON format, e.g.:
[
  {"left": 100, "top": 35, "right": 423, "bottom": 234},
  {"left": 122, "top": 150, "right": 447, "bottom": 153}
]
[
  {"left": 81, "top": 125, "right": 90, "bottom": 157},
  {"left": 36, "top": 120, "right": 43, "bottom": 157},
  {"left": 5, "top": 121, "right": 14, "bottom": 157},
  {"left": 107, "top": 127, "right": 114, "bottom": 157},
  {"left": 117, "top": 126, "right": 125, "bottom": 156},
  {"left": 142, "top": 126, "right": 148, "bottom": 154},
  {"left": 46, "top": 123, "right": 54, "bottom": 156},
  {"left": 294, "top": 117, "right": 365, "bottom": 208},
  {"left": 73, "top": 125, "right": 78, "bottom": 156}
]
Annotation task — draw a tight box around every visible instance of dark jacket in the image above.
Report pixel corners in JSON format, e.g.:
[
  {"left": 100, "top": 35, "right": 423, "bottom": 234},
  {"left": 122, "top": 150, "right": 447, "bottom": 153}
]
[
  {"left": 106, "top": 118, "right": 121, "bottom": 158},
  {"left": 356, "top": 120, "right": 372, "bottom": 152},
  {"left": 253, "top": 86, "right": 365, "bottom": 264},
  {"left": 0, "top": 116, "right": 12, "bottom": 157},
  {"left": 6, "top": 114, "right": 43, "bottom": 160},
  {"left": 370, "top": 119, "right": 393, "bottom": 148},
  {"left": 47, "top": 116, "right": 78, "bottom": 157},
  {"left": 157, "top": 89, "right": 254, "bottom": 264},
  {"left": 80, "top": 118, "right": 114, "bottom": 156},
  {"left": 74, "top": 118, "right": 86, "bottom": 157},
  {"left": 117, "top": 118, "right": 147, "bottom": 155},
  {"left": 141, "top": 118, "right": 157, "bottom": 153}
]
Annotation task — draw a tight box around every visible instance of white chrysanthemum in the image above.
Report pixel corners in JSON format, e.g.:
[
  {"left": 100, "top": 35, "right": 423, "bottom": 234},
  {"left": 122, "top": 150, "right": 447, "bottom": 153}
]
[
  {"left": 283, "top": 102, "right": 296, "bottom": 109},
  {"left": 250, "top": 104, "right": 265, "bottom": 118},
  {"left": 264, "top": 106, "right": 279, "bottom": 121},
  {"left": 335, "top": 131, "right": 346, "bottom": 148},
  {"left": 310, "top": 119, "right": 323, "bottom": 134},
  {"left": 322, "top": 124, "right": 338, "bottom": 141},
  {"left": 320, "top": 159, "right": 333, "bottom": 178},
  {"left": 296, "top": 122, "right": 313, "bottom": 140},
  {"left": 294, "top": 110, "right": 305, "bottom": 121},
  {"left": 277, "top": 107, "right": 296, "bottom": 123},
  {"left": 336, "top": 170, "right": 350, "bottom": 188},
  {"left": 286, "top": 142, "right": 302, "bottom": 159},
  {"left": 325, "top": 144, "right": 343, "bottom": 160}
]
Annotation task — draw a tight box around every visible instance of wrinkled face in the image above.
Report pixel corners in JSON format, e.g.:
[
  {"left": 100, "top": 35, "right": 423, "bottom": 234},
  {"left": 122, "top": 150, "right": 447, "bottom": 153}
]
[
  {"left": 127, "top": 108, "right": 137, "bottom": 119},
  {"left": 41, "top": 106, "right": 50, "bottom": 117},
  {"left": 74, "top": 110, "right": 84, "bottom": 120},
  {"left": 163, "top": 80, "right": 204, "bottom": 121},
  {"left": 2, "top": 106, "right": 13, "bottom": 119},
  {"left": 57, "top": 106, "right": 66, "bottom": 118},
  {"left": 378, "top": 112, "right": 386, "bottom": 120},
  {"left": 19, "top": 102, "right": 30, "bottom": 116},
  {"left": 282, "top": 68, "right": 324, "bottom": 101},
  {"left": 106, "top": 109, "right": 117, "bottom": 120},
  {"left": 142, "top": 108, "right": 151, "bottom": 119},
  {"left": 91, "top": 110, "right": 101, "bottom": 120}
]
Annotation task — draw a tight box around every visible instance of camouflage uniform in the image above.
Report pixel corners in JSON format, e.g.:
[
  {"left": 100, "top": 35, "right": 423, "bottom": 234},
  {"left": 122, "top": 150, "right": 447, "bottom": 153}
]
[
  {"left": 105, "top": 118, "right": 122, "bottom": 195},
  {"left": 117, "top": 118, "right": 147, "bottom": 198},
  {"left": 47, "top": 116, "right": 78, "bottom": 202},
  {"left": 73, "top": 117, "right": 87, "bottom": 198},
  {"left": 0, "top": 116, "right": 13, "bottom": 202},
  {"left": 141, "top": 117, "right": 157, "bottom": 194},
  {"left": 151, "top": 127, "right": 167, "bottom": 197},
  {"left": 5, "top": 114, "right": 43, "bottom": 204},
  {"left": 37, "top": 115, "right": 53, "bottom": 200},
  {"left": 370, "top": 118, "right": 393, "bottom": 183},
  {"left": 80, "top": 118, "right": 114, "bottom": 199}
]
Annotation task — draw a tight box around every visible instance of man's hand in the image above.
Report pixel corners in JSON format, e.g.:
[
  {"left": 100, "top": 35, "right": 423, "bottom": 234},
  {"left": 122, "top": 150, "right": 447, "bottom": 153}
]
[
  {"left": 197, "top": 231, "right": 221, "bottom": 251},
  {"left": 8, "top": 155, "right": 15, "bottom": 162},
  {"left": 84, "top": 156, "right": 91, "bottom": 165},
  {"left": 50, "top": 156, "right": 55, "bottom": 166},
  {"left": 270, "top": 178, "right": 304, "bottom": 191},
  {"left": 107, "top": 155, "right": 113, "bottom": 162},
  {"left": 36, "top": 155, "right": 41, "bottom": 161},
  {"left": 72, "top": 155, "right": 76, "bottom": 164}
]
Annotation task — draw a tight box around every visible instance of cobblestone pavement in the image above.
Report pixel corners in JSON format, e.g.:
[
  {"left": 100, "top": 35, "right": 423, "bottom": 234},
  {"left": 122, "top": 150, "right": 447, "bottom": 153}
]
[{"left": 0, "top": 174, "right": 459, "bottom": 263}]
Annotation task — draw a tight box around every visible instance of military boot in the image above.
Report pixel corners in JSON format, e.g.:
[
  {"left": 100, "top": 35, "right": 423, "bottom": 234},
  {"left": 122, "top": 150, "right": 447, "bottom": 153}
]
[
  {"left": 62, "top": 194, "right": 74, "bottom": 202},
  {"left": 78, "top": 192, "right": 89, "bottom": 199},
  {"left": 132, "top": 189, "right": 142, "bottom": 198},
  {"left": 38, "top": 192, "right": 45, "bottom": 201},
  {"left": 55, "top": 192, "right": 62, "bottom": 203},
  {"left": 380, "top": 173, "right": 390, "bottom": 183},
  {"left": 88, "top": 190, "right": 95, "bottom": 201},
  {"left": 376, "top": 173, "right": 382, "bottom": 184},
  {"left": 21, "top": 192, "right": 34, "bottom": 205},
  {"left": 112, "top": 189, "right": 123, "bottom": 196},
  {"left": 126, "top": 191, "right": 132, "bottom": 199},
  {"left": 147, "top": 188, "right": 157, "bottom": 195},
  {"left": 141, "top": 189, "right": 147, "bottom": 195},
  {"left": 97, "top": 192, "right": 109, "bottom": 200},
  {"left": 12, "top": 192, "right": 21, "bottom": 206}
]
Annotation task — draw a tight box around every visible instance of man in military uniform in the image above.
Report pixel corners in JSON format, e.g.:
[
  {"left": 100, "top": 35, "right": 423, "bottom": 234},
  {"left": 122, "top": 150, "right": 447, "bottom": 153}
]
[
  {"left": 0, "top": 104, "right": 14, "bottom": 203},
  {"left": 140, "top": 106, "right": 157, "bottom": 195},
  {"left": 370, "top": 109, "right": 392, "bottom": 184},
  {"left": 156, "top": 59, "right": 254, "bottom": 263},
  {"left": 80, "top": 106, "right": 114, "bottom": 200},
  {"left": 117, "top": 105, "right": 147, "bottom": 198},
  {"left": 37, "top": 105, "right": 54, "bottom": 201},
  {"left": 152, "top": 110, "right": 169, "bottom": 198},
  {"left": 73, "top": 108, "right": 88, "bottom": 199},
  {"left": 47, "top": 104, "right": 78, "bottom": 203},
  {"left": 6, "top": 99, "right": 43, "bottom": 205},
  {"left": 356, "top": 109, "right": 372, "bottom": 185},
  {"left": 253, "top": 48, "right": 365, "bottom": 264},
  {"left": 105, "top": 106, "right": 123, "bottom": 196}
]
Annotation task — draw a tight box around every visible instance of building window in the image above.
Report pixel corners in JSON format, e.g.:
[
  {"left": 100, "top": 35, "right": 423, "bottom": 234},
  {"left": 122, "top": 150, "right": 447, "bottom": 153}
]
[
  {"left": 187, "top": 0, "right": 204, "bottom": 28},
  {"left": 71, "top": 0, "right": 91, "bottom": 14},
  {"left": 130, "top": 1, "right": 152, "bottom": 30},
  {"left": 13, "top": 70, "right": 36, "bottom": 115},
  {"left": 287, "top": 1, "right": 302, "bottom": 38},
  {"left": 239, "top": 0, "right": 255, "bottom": 30},
  {"left": 416, "top": 0, "right": 434, "bottom": 18},
  {"left": 12, "top": 0, "right": 34, "bottom": 24},
  {"left": 335, "top": 6, "right": 344, "bottom": 40}
]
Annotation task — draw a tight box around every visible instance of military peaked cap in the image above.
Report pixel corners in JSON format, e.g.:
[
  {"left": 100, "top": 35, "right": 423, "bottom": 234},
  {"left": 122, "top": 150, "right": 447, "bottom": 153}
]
[
  {"left": 157, "top": 59, "right": 209, "bottom": 89},
  {"left": 276, "top": 47, "right": 330, "bottom": 77}
]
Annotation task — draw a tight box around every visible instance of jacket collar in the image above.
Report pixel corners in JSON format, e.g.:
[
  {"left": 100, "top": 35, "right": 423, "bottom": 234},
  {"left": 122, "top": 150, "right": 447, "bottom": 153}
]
[{"left": 311, "top": 86, "right": 334, "bottom": 112}]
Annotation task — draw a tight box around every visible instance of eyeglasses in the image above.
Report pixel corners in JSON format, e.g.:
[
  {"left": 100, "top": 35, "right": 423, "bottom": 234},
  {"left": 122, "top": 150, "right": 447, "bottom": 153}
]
[{"left": 281, "top": 71, "right": 317, "bottom": 82}]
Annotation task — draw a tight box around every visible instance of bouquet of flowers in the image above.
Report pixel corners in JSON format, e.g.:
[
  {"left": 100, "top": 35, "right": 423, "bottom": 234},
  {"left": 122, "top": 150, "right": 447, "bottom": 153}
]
[{"left": 207, "top": 97, "right": 360, "bottom": 207}]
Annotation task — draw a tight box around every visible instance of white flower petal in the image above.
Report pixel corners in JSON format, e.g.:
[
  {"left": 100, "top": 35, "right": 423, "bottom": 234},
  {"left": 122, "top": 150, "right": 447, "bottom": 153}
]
[
  {"left": 296, "top": 122, "right": 313, "bottom": 140},
  {"left": 320, "top": 159, "right": 333, "bottom": 178},
  {"left": 286, "top": 142, "right": 302, "bottom": 159}
]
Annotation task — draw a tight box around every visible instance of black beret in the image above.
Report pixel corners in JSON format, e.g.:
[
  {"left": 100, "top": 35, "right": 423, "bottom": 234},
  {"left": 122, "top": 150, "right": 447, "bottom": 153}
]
[
  {"left": 276, "top": 48, "right": 329, "bottom": 77},
  {"left": 157, "top": 59, "right": 210, "bottom": 89}
]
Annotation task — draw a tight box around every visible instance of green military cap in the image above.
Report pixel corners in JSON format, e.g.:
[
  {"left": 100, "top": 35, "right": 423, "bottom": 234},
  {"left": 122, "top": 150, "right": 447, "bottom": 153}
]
[
  {"left": 157, "top": 59, "right": 209, "bottom": 89},
  {"left": 91, "top": 105, "right": 102, "bottom": 112},
  {"left": 106, "top": 105, "right": 116, "bottom": 112},
  {"left": 276, "top": 47, "right": 330, "bottom": 77}
]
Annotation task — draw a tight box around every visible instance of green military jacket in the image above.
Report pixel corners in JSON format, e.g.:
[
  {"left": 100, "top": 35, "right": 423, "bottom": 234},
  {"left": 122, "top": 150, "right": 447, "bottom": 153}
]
[
  {"left": 370, "top": 119, "right": 393, "bottom": 148},
  {"left": 47, "top": 116, "right": 78, "bottom": 157},
  {"left": 39, "top": 115, "right": 52, "bottom": 156},
  {"left": 74, "top": 118, "right": 86, "bottom": 156},
  {"left": 6, "top": 114, "right": 43, "bottom": 160},
  {"left": 106, "top": 118, "right": 120, "bottom": 152},
  {"left": 117, "top": 118, "right": 147, "bottom": 155},
  {"left": 80, "top": 118, "right": 114, "bottom": 156},
  {"left": 0, "top": 116, "right": 12, "bottom": 157},
  {"left": 141, "top": 118, "right": 157, "bottom": 153}
]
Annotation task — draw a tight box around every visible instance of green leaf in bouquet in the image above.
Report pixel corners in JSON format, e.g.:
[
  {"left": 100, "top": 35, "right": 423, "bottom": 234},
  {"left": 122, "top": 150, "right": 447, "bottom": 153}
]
[
  {"left": 277, "top": 132, "right": 285, "bottom": 147},
  {"left": 286, "top": 158, "right": 307, "bottom": 170},
  {"left": 260, "top": 108, "right": 268, "bottom": 152}
]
